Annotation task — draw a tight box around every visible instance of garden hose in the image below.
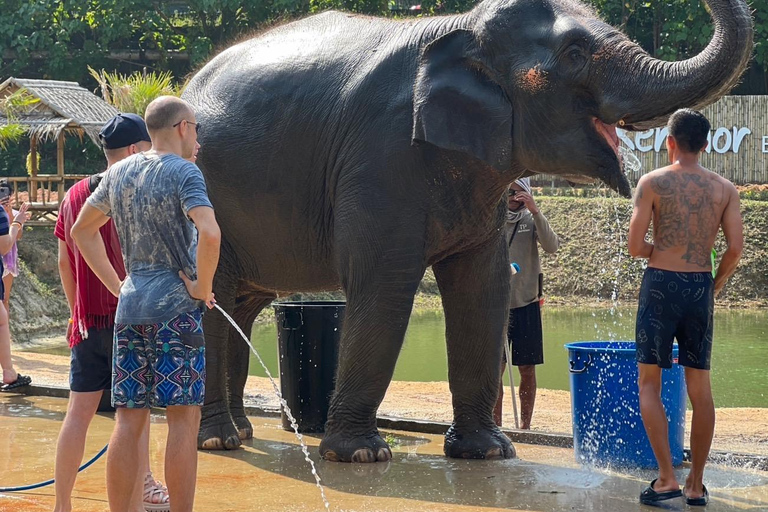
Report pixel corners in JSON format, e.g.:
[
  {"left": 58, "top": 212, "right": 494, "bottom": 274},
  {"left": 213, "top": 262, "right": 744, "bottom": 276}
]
[{"left": 0, "top": 444, "right": 108, "bottom": 492}]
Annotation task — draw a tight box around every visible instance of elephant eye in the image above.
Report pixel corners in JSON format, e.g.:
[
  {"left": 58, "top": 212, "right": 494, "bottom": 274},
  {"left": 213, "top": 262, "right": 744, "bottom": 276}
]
[{"left": 568, "top": 47, "right": 586, "bottom": 63}]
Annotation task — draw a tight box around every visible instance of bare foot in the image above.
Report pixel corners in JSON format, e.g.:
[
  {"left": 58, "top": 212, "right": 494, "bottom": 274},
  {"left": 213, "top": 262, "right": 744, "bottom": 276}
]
[
  {"left": 653, "top": 477, "right": 681, "bottom": 493},
  {"left": 684, "top": 478, "right": 706, "bottom": 499},
  {"left": 2, "top": 369, "right": 18, "bottom": 385}
]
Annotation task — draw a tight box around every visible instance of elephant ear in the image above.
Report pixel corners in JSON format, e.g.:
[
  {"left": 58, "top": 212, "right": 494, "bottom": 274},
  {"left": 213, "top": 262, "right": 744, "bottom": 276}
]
[{"left": 412, "top": 29, "right": 513, "bottom": 171}]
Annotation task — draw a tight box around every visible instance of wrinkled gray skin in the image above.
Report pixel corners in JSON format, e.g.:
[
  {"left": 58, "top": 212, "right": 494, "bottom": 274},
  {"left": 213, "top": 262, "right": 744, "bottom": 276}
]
[{"left": 182, "top": 0, "right": 751, "bottom": 461}]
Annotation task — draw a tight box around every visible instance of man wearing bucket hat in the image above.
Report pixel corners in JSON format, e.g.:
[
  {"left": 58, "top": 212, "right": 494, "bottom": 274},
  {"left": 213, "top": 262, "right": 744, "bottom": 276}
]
[
  {"left": 493, "top": 177, "right": 559, "bottom": 430},
  {"left": 629, "top": 108, "right": 743, "bottom": 506},
  {"left": 54, "top": 113, "right": 170, "bottom": 511}
]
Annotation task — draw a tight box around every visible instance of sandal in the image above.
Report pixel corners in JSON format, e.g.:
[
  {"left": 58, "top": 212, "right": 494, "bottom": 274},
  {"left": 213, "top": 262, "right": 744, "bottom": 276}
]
[
  {"left": 143, "top": 471, "right": 170, "bottom": 512},
  {"left": 639, "top": 478, "right": 682, "bottom": 505},
  {"left": 684, "top": 485, "right": 709, "bottom": 506},
  {"left": 1, "top": 374, "right": 31, "bottom": 391}
]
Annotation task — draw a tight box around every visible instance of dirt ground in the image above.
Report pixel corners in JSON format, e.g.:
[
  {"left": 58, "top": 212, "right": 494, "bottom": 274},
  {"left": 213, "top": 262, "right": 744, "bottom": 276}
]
[{"left": 11, "top": 351, "right": 768, "bottom": 458}]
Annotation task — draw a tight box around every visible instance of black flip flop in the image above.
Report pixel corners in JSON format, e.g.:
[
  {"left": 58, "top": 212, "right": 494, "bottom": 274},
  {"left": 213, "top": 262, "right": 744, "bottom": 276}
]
[
  {"left": 640, "top": 479, "right": 683, "bottom": 505},
  {"left": 685, "top": 485, "right": 709, "bottom": 506},
  {"left": 1, "top": 374, "right": 31, "bottom": 391}
]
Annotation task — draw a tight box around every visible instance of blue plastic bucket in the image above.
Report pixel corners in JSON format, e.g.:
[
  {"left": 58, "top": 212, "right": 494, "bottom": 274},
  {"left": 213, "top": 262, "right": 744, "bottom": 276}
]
[{"left": 565, "top": 341, "right": 686, "bottom": 469}]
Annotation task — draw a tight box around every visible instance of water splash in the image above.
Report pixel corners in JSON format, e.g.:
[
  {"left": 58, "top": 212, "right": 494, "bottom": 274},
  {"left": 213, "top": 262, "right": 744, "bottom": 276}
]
[
  {"left": 214, "top": 304, "right": 332, "bottom": 512},
  {"left": 588, "top": 186, "right": 632, "bottom": 341},
  {"left": 619, "top": 146, "right": 642, "bottom": 177}
]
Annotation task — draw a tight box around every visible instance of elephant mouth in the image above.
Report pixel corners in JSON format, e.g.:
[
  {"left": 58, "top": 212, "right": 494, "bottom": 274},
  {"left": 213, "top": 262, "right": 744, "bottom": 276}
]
[
  {"left": 593, "top": 118, "right": 620, "bottom": 159},
  {"left": 589, "top": 117, "right": 632, "bottom": 198}
]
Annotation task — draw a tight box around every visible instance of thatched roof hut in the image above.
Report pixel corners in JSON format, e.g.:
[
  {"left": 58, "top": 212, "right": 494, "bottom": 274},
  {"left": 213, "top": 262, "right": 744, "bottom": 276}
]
[
  {"left": 0, "top": 78, "right": 118, "bottom": 217},
  {"left": 0, "top": 77, "right": 118, "bottom": 144}
]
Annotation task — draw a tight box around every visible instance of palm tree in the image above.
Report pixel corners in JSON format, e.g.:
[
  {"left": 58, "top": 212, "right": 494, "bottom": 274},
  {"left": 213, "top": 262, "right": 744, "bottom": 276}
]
[
  {"left": 88, "top": 67, "right": 180, "bottom": 115},
  {"left": 0, "top": 89, "right": 39, "bottom": 151},
  {"left": 0, "top": 124, "right": 25, "bottom": 151}
]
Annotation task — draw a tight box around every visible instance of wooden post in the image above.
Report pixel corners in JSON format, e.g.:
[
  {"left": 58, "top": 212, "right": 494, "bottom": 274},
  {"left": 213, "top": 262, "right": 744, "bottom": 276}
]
[
  {"left": 29, "top": 135, "right": 38, "bottom": 202},
  {"left": 57, "top": 131, "right": 65, "bottom": 204}
]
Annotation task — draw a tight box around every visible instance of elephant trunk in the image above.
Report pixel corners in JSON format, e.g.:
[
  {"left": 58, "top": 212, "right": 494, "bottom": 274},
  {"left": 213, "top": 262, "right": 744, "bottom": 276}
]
[{"left": 593, "top": 0, "right": 753, "bottom": 130}]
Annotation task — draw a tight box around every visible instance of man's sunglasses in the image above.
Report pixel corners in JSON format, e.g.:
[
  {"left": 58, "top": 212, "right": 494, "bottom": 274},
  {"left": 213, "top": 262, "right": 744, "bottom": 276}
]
[{"left": 172, "top": 120, "right": 200, "bottom": 133}]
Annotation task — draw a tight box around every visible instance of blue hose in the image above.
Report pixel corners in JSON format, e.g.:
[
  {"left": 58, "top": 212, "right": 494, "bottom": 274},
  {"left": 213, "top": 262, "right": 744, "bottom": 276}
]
[{"left": 0, "top": 444, "right": 108, "bottom": 492}]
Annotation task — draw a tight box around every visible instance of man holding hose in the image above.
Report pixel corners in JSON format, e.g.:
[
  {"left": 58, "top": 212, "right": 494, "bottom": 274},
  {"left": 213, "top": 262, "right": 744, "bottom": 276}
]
[{"left": 72, "top": 96, "right": 220, "bottom": 512}]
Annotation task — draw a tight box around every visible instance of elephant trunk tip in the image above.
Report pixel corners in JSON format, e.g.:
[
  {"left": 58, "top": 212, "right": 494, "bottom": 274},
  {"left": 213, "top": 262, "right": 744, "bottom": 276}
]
[{"left": 611, "top": 172, "right": 633, "bottom": 199}]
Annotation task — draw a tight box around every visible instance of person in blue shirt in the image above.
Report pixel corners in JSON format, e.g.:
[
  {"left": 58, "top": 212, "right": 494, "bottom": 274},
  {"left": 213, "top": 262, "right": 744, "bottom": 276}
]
[{"left": 72, "top": 96, "right": 221, "bottom": 512}]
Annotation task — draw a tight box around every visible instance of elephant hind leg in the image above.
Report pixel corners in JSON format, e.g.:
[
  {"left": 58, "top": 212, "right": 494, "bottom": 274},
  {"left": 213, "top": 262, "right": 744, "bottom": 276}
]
[
  {"left": 228, "top": 283, "right": 276, "bottom": 441},
  {"left": 200, "top": 265, "right": 242, "bottom": 451}
]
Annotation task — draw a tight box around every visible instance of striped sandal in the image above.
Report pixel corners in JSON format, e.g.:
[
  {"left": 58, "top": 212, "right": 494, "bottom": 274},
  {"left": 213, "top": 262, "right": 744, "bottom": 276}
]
[{"left": 143, "top": 472, "right": 170, "bottom": 512}]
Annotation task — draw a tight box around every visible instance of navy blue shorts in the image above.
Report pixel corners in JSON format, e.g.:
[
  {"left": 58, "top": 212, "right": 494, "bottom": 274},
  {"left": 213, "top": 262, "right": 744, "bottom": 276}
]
[
  {"left": 635, "top": 268, "right": 714, "bottom": 370},
  {"left": 506, "top": 301, "right": 544, "bottom": 366},
  {"left": 70, "top": 327, "right": 114, "bottom": 392}
]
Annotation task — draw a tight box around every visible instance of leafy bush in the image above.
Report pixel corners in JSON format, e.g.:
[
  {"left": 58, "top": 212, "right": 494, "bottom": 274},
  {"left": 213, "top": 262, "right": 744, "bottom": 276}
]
[{"left": 88, "top": 67, "right": 180, "bottom": 116}]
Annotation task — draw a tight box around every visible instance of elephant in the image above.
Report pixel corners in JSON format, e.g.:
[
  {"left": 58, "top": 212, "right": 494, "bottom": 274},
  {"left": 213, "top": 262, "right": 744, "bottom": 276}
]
[{"left": 182, "top": 0, "right": 752, "bottom": 462}]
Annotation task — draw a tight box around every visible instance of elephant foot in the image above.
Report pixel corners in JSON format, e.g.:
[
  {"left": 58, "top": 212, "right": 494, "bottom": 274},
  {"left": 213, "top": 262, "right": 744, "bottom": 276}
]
[
  {"left": 198, "top": 411, "right": 242, "bottom": 451},
  {"left": 233, "top": 412, "right": 253, "bottom": 441},
  {"left": 443, "top": 424, "right": 516, "bottom": 460},
  {"left": 319, "top": 430, "right": 392, "bottom": 463}
]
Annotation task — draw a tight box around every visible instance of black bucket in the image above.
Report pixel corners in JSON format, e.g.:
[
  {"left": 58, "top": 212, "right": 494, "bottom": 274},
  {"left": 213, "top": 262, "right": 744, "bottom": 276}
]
[{"left": 273, "top": 300, "right": 345, "bottom": 433}]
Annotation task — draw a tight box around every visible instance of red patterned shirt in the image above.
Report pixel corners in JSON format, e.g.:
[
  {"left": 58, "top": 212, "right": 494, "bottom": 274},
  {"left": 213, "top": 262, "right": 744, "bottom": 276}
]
[{"left": 54, "top": 175, "right": 126, "bottom": 348}]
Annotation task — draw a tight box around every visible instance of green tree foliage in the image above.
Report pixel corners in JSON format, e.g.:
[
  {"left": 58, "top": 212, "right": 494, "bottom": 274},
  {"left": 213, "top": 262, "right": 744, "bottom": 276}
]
[
  {"left": 0, "top": 124, "right": 26, "bottom": 151},
  {"left": 0, "top": 0, "right": 311, "bottom": 82}
]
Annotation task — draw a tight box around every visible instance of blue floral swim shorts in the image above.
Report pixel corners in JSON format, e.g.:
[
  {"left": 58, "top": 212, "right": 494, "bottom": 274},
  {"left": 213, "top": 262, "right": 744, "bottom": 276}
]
[{"left": 113, "top": 309, "right": 205, "bottom": 408}]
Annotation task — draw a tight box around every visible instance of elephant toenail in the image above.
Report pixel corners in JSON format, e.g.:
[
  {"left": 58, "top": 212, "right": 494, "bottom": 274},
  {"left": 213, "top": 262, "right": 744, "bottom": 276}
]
[
  {"left": 224, "top": 436, "right": 242, "bottom": 450},
  {"left": 200, "top": 438, "right": 224, "bottom": 450},
  {"left": 485, "top": 447, "right": 502, "bottom": 459},
  {"left": 352, "top": 449, "right": 374, "bottom": 463},
  {"left": 322, "top": 451, "right": 339, "bottom": 462},
  {"left": 377, "top": 448, "right": 392, "bottom": 461}
]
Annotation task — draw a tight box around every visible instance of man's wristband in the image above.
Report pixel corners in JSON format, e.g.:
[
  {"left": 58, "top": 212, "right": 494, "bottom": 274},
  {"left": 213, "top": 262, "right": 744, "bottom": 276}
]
[{"left": 11, "top": 221, "right": 22, "bottom": 228}]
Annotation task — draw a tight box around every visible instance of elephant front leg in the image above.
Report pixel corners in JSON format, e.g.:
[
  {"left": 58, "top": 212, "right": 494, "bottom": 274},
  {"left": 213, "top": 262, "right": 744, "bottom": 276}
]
[
  {"left": 433, "top": 239, "right": 516, "bottom": 460},
  {"left": 319, "top": 205, "right": 426, "bottom": 463},
  {"left": 318, "top": 287, "right": 418, "bottom": 463}
]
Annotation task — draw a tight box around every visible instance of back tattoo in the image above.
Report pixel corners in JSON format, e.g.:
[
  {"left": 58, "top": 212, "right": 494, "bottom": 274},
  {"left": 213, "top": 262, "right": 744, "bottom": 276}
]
[{"left": 649, "top": 173, "right": 722, "bottom": 267}]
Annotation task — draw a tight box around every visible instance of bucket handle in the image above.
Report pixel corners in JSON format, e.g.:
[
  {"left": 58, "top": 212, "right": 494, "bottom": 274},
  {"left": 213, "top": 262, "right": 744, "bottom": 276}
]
[
  {"left": 281, "top": 310, "right": 304, "bottom": 330},
  {"left": 569, "top": 354, "right": 593, "bottom": 374}
]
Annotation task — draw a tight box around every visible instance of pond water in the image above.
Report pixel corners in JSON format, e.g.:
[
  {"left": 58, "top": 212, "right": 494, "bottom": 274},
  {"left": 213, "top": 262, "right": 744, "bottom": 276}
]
[
  {"left": 24, "top": 307, "right": 766, "bottom": 408},
  {"left": 248, "top": 307, "right": 768, "bottom": 408}
]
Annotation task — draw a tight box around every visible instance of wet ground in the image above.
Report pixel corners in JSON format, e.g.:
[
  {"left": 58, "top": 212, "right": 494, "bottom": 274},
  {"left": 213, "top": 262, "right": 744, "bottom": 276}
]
[{"left": 1, "top": 395, "right": 767, "bottom": 512}]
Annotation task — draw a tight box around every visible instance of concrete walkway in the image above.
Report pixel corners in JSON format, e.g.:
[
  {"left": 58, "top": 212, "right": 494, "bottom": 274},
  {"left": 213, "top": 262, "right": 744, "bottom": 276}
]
[{"left": 1, "top": 395, "right": 767, "bottom": 512}]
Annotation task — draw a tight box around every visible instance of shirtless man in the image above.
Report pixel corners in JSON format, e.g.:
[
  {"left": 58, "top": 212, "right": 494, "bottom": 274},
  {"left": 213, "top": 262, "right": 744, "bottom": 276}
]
[{"left": 628, "top": 108, "right": 743, "bottom": 507}]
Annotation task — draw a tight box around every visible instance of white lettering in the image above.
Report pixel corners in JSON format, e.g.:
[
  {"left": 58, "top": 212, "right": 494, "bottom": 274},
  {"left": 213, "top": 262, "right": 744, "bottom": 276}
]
[
  {"left": 617, "top": 129, "right": 635, "bottom": 151},
  {"left": 732, "top": 127, "right": 750, "bottom": 153},
  {"left": 762, "top": 136, "right": 768, "bottom": 153},
  {"left": 620, "top": 125, "right": 752, "bottom": 154},
  {"left": 635, "top": 130, "right": 654, "bottom": 152},
  {"left": 713, "top": 127, "right": 732, "bottom": 154}
]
